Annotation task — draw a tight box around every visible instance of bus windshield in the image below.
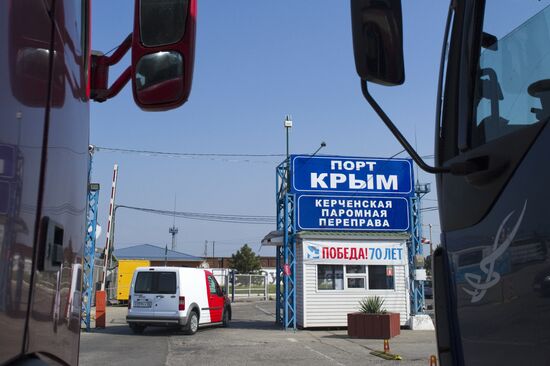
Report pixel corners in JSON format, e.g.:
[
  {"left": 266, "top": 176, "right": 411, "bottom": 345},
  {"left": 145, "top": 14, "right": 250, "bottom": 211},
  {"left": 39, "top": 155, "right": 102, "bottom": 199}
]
[{"left": 472, "top": 2, "right": 550, "bottom": 147}]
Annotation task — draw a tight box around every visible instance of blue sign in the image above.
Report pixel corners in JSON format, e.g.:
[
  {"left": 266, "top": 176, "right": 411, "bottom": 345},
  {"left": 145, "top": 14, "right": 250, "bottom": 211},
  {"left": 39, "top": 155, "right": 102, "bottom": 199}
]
[
  {"left": 297, "top": 195, "right": 410, "bottom": 231},
  {"left": 291, "top": 155, "right": 413, "bottom": 196}
]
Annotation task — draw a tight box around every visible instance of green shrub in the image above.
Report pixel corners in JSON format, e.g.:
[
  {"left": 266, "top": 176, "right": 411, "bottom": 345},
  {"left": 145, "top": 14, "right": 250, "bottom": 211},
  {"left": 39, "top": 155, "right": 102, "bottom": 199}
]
[{"left": 358, "top": 296, "right": 387, "bottom": 314}]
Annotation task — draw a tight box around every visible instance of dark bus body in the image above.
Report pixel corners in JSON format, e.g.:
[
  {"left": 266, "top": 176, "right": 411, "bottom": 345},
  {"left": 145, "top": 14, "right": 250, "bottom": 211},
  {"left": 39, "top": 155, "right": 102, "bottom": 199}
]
[
  {"left": 435, "top": 2, "right": 550, "bottom": 364},
  {"left": 350, "top": 0, "right": 550, "bottom": 364},
  {"left": 1, "top": 0, "right": 89, "bottom": 364}
]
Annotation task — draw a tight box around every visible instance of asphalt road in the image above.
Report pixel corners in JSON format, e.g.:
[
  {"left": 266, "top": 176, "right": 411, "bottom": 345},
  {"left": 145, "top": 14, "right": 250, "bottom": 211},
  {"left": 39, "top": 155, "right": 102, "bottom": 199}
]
[{"left": 80, "top": 301, "right": 437, "bottom": 366}]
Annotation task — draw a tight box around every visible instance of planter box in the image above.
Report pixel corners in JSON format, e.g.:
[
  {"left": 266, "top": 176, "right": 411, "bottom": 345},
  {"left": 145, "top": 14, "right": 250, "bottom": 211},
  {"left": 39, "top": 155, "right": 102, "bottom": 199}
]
[{"left": 347, "top": 312, "right": 400, "bottom": 339}]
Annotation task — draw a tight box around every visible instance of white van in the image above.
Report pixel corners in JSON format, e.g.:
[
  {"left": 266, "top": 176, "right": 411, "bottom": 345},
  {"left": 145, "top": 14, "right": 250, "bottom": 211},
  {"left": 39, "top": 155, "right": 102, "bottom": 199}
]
[{"left": 126, "top": 267, "right": 231, "bottom": 334}]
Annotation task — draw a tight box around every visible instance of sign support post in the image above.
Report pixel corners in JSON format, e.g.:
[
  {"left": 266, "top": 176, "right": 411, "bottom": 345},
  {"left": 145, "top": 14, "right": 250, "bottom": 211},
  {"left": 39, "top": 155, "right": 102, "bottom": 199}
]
[{"left": 276, "top": 160, "right": 296, "bottom": 330}]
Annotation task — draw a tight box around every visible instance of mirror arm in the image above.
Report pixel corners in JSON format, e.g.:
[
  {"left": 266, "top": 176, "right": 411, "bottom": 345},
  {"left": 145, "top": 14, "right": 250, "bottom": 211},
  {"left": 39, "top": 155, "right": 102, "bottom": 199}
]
[
  {"left": 104, "top": 34, "right": 132, "bottom": 66},
  {"left": 361, "top": 81, "right": 450, "bottom": 174},
  {"left": 91, "top": 34, "right": 132, "bottom": 102},
  {"left": 105, "top": 67, "right": 132, "bottom": 100}
]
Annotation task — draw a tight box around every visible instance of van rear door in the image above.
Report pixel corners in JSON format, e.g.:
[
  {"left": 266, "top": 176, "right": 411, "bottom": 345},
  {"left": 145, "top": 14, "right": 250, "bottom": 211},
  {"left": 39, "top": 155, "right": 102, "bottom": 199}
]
[
  {"left": 132, "top": 270, "right": 178, "bottom": 318},
  {"left": 152, "top": 271, "right": 179, "bottom": 318},
  {"left": 132, "top": 271, "right": 156, "bottom": 313}
]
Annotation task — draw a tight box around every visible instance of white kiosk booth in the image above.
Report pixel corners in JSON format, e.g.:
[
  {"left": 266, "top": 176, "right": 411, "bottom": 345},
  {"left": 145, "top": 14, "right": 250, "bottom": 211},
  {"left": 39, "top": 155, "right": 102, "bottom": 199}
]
[
  {"left": 265, "top": 231, "right": 411, "bottom": 328},
  {"left": 296, "top": 232, "right": 411, "bottom": 328}
]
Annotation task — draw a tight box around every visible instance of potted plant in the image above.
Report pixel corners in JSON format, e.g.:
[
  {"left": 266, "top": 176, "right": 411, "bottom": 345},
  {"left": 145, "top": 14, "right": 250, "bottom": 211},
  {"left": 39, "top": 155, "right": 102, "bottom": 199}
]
[{"left": 347, "top": 296, "right": 400, "bottom": 339}]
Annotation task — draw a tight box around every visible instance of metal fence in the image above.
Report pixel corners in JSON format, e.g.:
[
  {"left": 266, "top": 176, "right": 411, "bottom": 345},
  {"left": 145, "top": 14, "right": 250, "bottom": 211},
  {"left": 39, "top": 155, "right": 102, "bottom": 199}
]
[
  {"left": 210, "top": 270, "right": 276, "bottom": 301},
  {"left": 230, "top": 273, "right": 275, "bottom": 301}
]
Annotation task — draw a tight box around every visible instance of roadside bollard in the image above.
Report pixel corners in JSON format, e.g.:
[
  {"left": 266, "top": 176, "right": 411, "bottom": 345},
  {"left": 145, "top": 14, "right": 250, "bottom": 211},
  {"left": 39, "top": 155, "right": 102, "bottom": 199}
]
[
  {"left": 95, "top": 290, "right": 106, "bottom": 328},
  {"left": 383, "top": 339, "right": 390, "bottom": 353},
  {"left": 429, "top": 355, "right": 438, "bottom": 366}
]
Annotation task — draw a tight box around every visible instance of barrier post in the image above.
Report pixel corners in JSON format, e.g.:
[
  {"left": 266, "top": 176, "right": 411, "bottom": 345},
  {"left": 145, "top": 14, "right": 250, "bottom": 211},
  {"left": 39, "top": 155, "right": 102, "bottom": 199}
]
[{"left": 95, "top": 290, "right": 106, "bottom": 328}]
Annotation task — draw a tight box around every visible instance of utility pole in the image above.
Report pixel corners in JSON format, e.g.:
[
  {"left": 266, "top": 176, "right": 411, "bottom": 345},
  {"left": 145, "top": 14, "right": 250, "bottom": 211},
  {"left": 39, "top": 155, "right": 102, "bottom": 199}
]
[
  {"left": 169, "top": 225, "right": 178, "bottom": 251},
  {"left": 212, "top": 241, "right": 216, "bottom": 259},
  {"left": 169, "top": 196, "right": 178, "bottom": 251},
  {"left": 204, "top": 240, "right": 208, "bottom": 257}
]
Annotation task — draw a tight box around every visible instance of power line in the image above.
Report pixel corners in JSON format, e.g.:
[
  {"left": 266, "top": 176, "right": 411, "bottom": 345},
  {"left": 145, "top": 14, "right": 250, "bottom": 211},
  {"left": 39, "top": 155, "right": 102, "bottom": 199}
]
[
  {"left": 93, "top": 146, "right": 285, "bottom": 164},
  {"left": 388, "top": 149, "right": 406, "bottom": 159},
  {"left": 94, "top": 146, "right": 285, "bottom": 158},
  {"left": 117, "top": 204, "right": 276, "bottom": 225},
  {"left": 387, "top": 149, "right": 434, "bottom": 160},
  {"left": 94, "top": 145, "right": 436, "bottom": 163},
  {"left": 420, "top": 206, "right": 439, "bottom": 212}
]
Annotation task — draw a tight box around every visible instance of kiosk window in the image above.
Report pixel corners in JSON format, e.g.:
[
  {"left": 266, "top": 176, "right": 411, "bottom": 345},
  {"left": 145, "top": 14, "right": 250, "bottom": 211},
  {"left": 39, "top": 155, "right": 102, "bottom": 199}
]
[
  {"left": 347, "top": 277, "right": 365, "bottom": 289},
  {"left": 317, "top": 265, "right": 344, "bottom": 290},
  {"left": 346, "top": 265, "right": 367, "bottom": 289},
  {"left": 346, "top": 265, "right": 366, "bottom": 274},
  {"left": 368, "top": 266, "right": 395, "bottom": 290}
]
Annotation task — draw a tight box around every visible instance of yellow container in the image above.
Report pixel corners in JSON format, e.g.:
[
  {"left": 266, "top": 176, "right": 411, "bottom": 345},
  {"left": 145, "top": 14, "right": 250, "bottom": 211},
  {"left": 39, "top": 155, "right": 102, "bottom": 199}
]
[{"left": 116, "top": 259, "right": 150, "bottom": 301}]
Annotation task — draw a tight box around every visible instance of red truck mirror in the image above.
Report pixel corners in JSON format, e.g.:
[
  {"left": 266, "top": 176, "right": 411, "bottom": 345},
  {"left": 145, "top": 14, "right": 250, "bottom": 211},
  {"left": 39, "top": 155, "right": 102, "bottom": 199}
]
[{"left": 131, "top": 0, "right": 197, "bottom": 111}]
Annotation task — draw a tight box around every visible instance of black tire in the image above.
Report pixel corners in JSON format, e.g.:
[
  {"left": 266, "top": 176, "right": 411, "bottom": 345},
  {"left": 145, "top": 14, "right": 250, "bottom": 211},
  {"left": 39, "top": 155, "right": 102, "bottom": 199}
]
[
  {"left": 130, "top": 324, "right": 146, "bottom": 334},
  {"left": 222, "top": 308, "right": 230, "bottom": 327},
  {"left": 184, "top": 310, "right": 199, "bottom": 335}
]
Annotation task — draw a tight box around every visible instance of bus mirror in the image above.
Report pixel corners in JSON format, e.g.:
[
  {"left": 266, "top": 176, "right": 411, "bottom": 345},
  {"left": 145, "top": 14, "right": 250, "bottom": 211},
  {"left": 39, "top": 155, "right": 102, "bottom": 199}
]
[
  {"left": 350, "top": 0, "right": 405, "bottom": 86},
  {"left": 132, "top": 0, "right": 197, "bottom": 111}
]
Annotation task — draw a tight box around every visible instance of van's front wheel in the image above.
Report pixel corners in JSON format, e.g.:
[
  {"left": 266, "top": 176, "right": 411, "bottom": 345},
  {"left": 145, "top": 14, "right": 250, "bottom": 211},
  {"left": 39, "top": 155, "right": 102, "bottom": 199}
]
[
  {"left": 222, "top": 308, "right": 230, "bottom": 327},
  {"left": 184, "top": 311, "right": 199, "bottom": 335}
]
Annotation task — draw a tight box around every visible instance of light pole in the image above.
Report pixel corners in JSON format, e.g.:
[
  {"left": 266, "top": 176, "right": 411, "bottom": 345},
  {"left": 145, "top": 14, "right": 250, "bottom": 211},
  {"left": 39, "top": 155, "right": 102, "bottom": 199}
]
[
  {"left": 284, "top": 115, "right": 293, "bottom": 192},
  {"left": 284, "top": 115, "right": 292, "bottom": 161},
  {"left": 311, "top": 141, "right": 326, "bottom": 157}
]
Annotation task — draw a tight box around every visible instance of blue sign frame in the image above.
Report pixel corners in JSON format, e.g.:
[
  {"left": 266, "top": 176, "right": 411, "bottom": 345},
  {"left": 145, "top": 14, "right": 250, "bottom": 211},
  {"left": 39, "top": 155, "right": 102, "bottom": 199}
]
[{"left": 290, "top": 155, "right": 413, "bottom": 196}]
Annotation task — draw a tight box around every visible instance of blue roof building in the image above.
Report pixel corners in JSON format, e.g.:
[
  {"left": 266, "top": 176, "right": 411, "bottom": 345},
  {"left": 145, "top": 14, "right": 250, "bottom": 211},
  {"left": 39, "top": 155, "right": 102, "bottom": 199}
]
[{"left": 114, "top": 244, "right": 203, "bottom": 262}]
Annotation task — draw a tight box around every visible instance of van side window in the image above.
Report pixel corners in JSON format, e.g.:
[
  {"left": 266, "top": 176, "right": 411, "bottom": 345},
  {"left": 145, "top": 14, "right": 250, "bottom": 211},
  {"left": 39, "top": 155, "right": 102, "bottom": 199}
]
[{"left": 207, "top": 275, "right": 217, "bottom": 295}]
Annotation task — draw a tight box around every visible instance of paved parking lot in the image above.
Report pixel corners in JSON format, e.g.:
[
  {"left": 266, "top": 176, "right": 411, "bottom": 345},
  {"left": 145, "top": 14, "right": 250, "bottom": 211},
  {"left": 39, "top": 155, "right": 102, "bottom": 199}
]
[{"left": 80, "top": 301, "right": 437, "bottom": 366}]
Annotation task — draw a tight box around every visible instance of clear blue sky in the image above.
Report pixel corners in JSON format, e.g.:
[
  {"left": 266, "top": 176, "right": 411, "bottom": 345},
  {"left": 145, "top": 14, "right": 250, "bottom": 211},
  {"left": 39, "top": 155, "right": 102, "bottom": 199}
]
[{"left": 90, "top": 1, "right": 450, "bottom": 258}]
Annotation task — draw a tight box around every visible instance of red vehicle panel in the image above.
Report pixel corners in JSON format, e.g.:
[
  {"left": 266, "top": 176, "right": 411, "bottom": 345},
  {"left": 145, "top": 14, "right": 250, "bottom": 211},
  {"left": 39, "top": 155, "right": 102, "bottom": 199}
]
[{"left": 205, "top": 271, "right": 225, "bottom": 323}]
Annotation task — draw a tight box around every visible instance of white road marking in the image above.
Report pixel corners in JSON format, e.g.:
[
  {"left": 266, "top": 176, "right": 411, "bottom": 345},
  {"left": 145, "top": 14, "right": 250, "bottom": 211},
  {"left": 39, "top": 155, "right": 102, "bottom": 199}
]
[
  {"left": 287, "top": 337, "right": 346, "bottom": 366},
  {"left": 254, "top": 304, "right": 275, "bottom": 316},
  {"left": 303, "top": 344, "right": 347, "bottom": 366}
]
